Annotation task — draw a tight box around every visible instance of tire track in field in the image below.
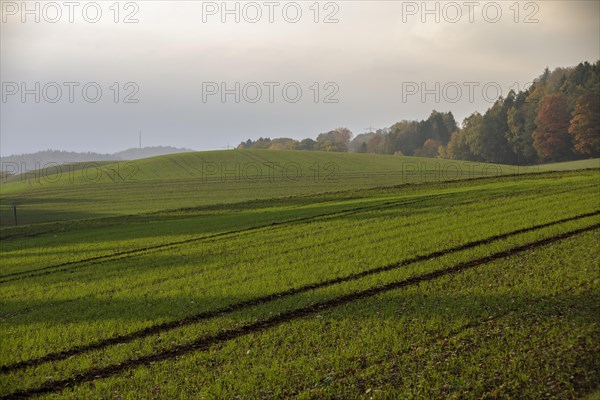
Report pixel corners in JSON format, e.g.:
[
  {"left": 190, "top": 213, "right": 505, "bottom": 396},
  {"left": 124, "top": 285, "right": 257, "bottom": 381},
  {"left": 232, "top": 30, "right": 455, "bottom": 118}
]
[
  {"left": 1, "top": 169, "right": 596, "bottom": 242},
  {"left": 2, "top": 182, "right": 588, "bottom": 289},
  {"left": 2, "top": 183, "right": 595, "bottom": 283},
  {"left": 0, "top": 185, "right": 562, "bottom": 320},
  {"left": 2, "top": 212, "right": 598, "bottom": 375},
  {"left": 2, "top": 223, "right": 597, "bottom": 400},
  {"left": 0, "top": 213, "right": 419, "bottom": 321},
  {"left": 0, "top": 196, "right": 439, "bottom": 283},
  {"left": 0, "top": 190, "right": 585, "bottom": 321}
]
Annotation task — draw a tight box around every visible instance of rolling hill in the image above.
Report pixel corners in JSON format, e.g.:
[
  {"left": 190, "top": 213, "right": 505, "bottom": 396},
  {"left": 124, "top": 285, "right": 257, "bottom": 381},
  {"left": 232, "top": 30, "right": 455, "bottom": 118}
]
[
  {"left": 0, "top": 166, "right": 598, "bottom": 399},
  {"left": 1, "top": 150, "right": 598, "bottom": 227}
]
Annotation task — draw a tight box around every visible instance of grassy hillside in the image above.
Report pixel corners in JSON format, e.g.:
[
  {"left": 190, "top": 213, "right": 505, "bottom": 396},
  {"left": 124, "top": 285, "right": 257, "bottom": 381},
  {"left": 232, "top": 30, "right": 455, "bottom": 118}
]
[
  {"left": 2, "top": 149, "right": 597, "bottom": 227},
  {"left": 0, "top": 169, "right": 598, "bottom": 398},
  {"left": 0, "top": 150, "right": 516, "bottom": 226},
  {"left": 536, "top": 158, "right": 600, "bottom": 171}
]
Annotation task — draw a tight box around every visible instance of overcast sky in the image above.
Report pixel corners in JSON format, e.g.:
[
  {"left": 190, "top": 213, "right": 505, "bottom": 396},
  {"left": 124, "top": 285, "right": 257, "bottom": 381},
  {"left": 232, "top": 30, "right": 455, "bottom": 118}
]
[{"left": 1, "top": 0, "right": 599, "bottom": 155}]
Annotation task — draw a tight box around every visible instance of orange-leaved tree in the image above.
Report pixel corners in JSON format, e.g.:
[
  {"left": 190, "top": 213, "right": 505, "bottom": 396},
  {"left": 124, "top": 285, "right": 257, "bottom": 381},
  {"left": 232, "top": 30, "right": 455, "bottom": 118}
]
[{"left": 533, "top": 94, "right": 572, "bottom": 162}]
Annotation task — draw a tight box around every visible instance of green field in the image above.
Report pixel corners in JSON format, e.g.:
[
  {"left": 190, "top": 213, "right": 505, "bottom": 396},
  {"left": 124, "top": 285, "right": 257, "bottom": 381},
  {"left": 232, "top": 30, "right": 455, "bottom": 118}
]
[
  {"left": 0, "top": 151, "right": 599, "bottom": 399},
  {"left": 0, "top": 149, "right": 562, "bottom": 227}
]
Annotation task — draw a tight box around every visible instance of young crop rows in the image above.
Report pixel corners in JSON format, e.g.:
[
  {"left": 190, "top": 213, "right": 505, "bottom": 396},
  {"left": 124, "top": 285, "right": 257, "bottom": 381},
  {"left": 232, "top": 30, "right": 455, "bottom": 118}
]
[{"left": 0, "top": 170, "right": 598, "bottom": 399}]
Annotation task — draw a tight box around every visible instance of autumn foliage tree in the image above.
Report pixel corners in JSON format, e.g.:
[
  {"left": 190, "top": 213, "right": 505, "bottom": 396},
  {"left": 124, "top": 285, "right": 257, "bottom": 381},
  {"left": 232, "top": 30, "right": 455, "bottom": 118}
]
[
  {"left": 569, "top": 92, "right": 600, "bottom": 157},
  {"left": 533, "top": 94, "right": 572, "bottom": 162},
  {"left": 238, "top": 62, "right": 599, "bottom": 165},
  {"left": 367, "top": 134, "right": 386, "bottom": 154},
  {"left": 421, "top": 139, "right": 440, "bottom": 158},
  {"left": 317, "top": 127, "right": 353, "bottom": 152}
]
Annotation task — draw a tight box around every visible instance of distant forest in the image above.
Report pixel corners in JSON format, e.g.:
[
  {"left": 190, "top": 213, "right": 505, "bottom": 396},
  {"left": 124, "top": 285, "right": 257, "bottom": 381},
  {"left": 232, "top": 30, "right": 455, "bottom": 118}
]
[
  {"left": 1, "top": 147, "right": 193, "bottom": 174},
  {"left": 239, "top": 61, "right": 600, "bottom": 165}
]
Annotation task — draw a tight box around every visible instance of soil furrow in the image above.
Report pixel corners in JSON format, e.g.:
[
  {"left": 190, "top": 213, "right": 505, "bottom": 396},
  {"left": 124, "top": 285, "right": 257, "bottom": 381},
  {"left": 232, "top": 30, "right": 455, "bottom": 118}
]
[
  {"left": 1, "top": 223, "right": 597, "bottom": 400},
  {"left": 2, "top": 212, "right": 598, "bottom": 373},
  {"left": 0, "top": 197, "right": 432, "bottom": 283}
]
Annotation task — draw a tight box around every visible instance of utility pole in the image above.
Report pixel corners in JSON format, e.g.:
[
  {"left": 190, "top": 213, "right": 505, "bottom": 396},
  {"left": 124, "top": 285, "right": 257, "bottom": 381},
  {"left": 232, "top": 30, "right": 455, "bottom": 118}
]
[
  {"left": 12, "top": 204, "right": 17, "bottom": 226},
  {"left": 139, "top": 130, "right": 142, "bottom": 149},
  {"left": 365, "top": 126, "right": 374, "bottom": 133}
]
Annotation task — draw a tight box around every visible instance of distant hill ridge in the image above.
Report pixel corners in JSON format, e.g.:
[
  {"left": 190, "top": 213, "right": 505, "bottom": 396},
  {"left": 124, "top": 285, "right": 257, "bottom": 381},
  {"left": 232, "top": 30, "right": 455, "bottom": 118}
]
[{"left": 0, "top": 146, "right": 194, "bottom": 174}]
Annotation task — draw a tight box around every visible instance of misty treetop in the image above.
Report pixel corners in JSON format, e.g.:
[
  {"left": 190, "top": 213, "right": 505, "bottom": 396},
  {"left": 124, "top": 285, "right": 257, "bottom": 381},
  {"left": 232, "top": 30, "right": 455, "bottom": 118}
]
[{"left": 239, "top": 61, "right": 600, "bottom": 165}]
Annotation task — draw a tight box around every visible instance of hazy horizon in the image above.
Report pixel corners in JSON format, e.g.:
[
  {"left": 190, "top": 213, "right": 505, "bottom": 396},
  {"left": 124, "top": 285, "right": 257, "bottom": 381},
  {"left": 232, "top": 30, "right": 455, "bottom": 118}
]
[{"left": 2, "top": 0, "right": 599, "bottom": 156}]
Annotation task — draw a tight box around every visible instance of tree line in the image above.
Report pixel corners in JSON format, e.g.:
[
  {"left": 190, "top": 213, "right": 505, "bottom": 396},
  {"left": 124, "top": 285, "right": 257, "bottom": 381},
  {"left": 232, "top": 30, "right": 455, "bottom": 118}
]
[{"left": 238, "top": 61, "right": 599, "bottom": 164}]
